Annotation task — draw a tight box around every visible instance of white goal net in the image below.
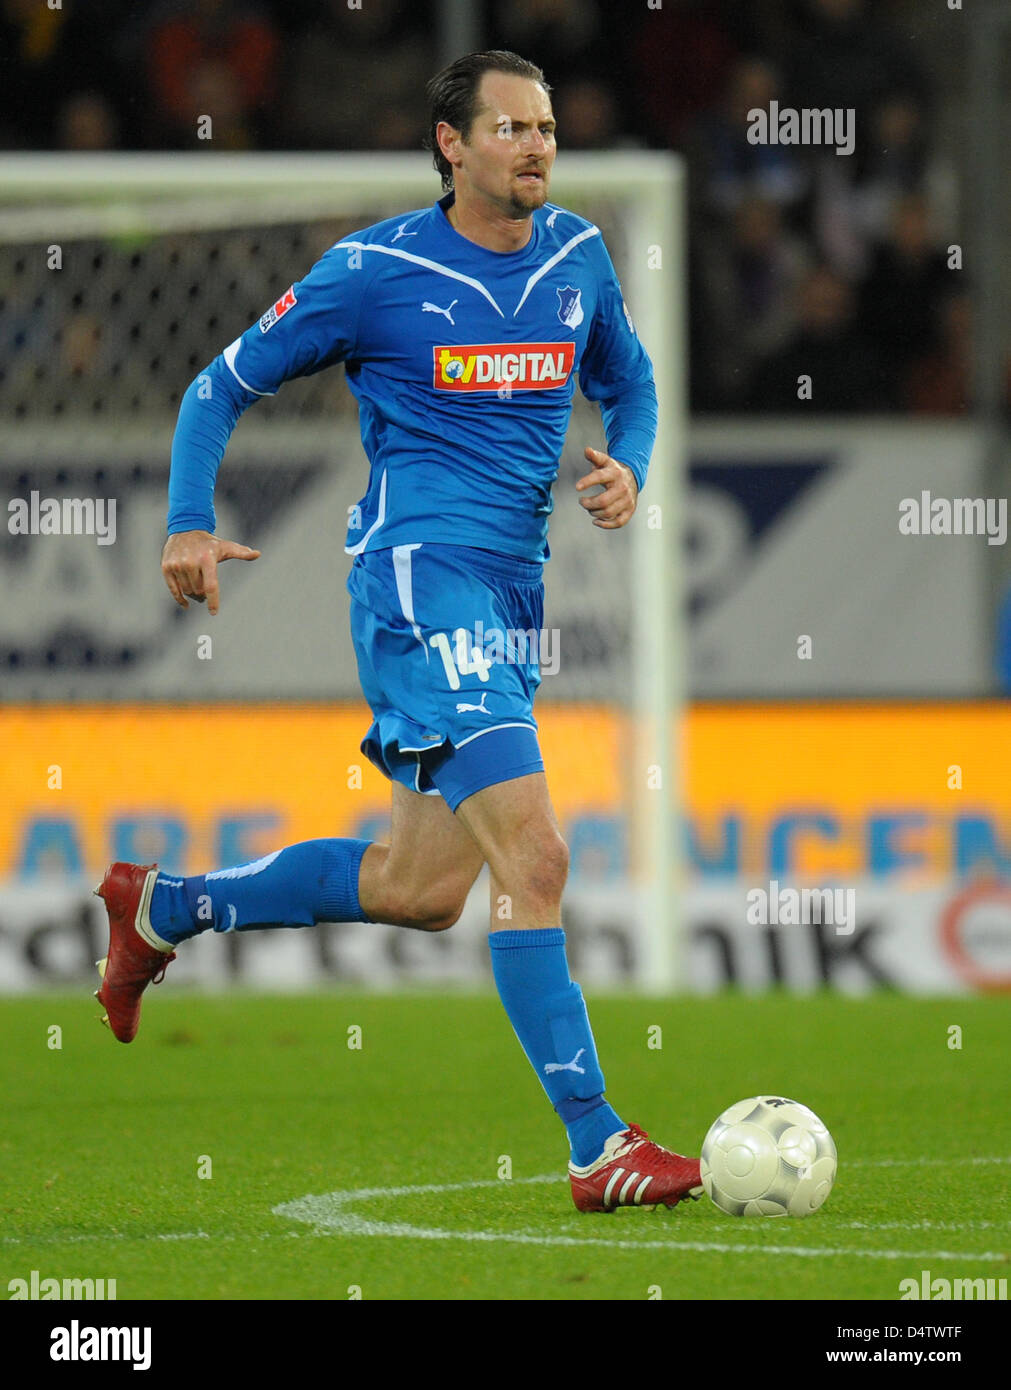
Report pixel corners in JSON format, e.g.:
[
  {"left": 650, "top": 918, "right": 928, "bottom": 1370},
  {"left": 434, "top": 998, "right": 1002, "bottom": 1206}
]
[{"left": 0, "top": 152, "right": 686, "bottom": 991}]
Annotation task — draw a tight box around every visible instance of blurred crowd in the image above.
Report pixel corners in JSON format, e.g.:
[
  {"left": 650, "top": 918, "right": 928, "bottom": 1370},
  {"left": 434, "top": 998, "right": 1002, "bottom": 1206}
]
[{"left": 0, "top": 0, "right": 981, "bottom": 414}]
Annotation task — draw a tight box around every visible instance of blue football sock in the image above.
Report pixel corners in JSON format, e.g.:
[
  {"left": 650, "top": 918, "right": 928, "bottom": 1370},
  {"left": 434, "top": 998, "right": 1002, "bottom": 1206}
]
[
  {"left": 149, "top": 839, "right": 372, "bottom": 945},
  {"left": 489, "top": 928, "right": 625, "bottom": 1166}
]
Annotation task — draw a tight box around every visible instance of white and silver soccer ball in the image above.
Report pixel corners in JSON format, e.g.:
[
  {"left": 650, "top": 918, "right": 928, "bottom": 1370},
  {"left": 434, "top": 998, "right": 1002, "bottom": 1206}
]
[{"left": 700, "top": 1095, "right": 837, "bottom": 1217}]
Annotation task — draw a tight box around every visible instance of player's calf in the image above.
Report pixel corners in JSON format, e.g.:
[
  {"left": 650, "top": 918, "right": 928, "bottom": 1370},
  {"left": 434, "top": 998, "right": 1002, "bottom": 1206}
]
[
  {"left": 379, "top": 883, "right": 469, "bottom": 932},
  {"left": 357, "top": 842, "right": 478, "bottom": 932}
]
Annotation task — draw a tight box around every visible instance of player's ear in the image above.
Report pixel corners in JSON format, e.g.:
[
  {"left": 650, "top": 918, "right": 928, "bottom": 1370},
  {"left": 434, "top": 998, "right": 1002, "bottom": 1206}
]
[{"left": 435, "top": 120, "right": 462, "bottom": 169}]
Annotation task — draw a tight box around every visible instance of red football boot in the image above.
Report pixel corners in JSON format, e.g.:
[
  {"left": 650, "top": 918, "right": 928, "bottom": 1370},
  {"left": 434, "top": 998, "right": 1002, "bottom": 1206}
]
[
  {"left": 569, "top": 1123, "right": 703, "bottom": 1212},
  {"left": 93, "top": 862, "right": 176, "bottom": 1043}
]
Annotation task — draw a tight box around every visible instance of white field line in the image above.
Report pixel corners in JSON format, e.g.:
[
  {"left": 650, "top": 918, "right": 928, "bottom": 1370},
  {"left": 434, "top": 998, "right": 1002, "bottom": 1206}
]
[
  {"left": 269, "top": 1175, "right": 1011, "bottom": 1263},
  {"left": 3, "top": 1160, "right": 1008, "bottom": 1259},
  {"left": 6, "top": 1220, "right": 1005, "bottom": 1251}
]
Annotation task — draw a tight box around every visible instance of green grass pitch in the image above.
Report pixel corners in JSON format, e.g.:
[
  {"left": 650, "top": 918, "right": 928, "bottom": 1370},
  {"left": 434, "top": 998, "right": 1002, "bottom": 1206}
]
[{"left": 1, "top": 991, "right": 1008, "bottom": 1301}]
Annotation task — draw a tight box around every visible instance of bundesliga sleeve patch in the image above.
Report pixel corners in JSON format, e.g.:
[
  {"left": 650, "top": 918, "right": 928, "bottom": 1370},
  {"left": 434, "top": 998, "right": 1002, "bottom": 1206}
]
[
  {"left": 259, "top": 286, "right": 297, "bottom": 333},
  {"left": 433, "top": 342, "right": 575, "bottom": 392}
]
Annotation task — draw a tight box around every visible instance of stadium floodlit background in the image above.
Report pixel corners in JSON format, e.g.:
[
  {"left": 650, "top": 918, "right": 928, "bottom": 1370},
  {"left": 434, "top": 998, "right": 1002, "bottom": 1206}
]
[{"left": 1, "top": 0, "right": 1010, "bottom": 1307}]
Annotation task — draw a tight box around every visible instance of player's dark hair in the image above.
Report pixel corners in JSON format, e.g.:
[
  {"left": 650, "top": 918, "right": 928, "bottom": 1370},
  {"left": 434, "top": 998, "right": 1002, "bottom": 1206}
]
[{"left": 424, "top": 50, "right": 551, "bottom": 192}]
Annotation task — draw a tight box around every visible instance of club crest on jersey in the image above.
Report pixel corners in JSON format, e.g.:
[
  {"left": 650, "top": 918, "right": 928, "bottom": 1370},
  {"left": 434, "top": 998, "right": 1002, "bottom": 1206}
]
[
  {"left": 433, "top": 343, "right": 575, "bottom": 392},
  {"left": 259, "top": 286, "right": 297, "bottom": 333},
  {"left": 556, "top": 285, "right": 584, "bottom": 329}
]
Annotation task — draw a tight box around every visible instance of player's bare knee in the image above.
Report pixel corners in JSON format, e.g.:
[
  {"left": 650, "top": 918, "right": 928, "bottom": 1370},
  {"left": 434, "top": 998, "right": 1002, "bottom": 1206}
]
[
  {"left": 545, "top": 825, "right": 569, "bottom": 878},
  {"left": 501, "top": 826, "right": 568, "bottom": 905},
  {"left": 535, "top": 831, "right": 569, "bottom": 900}
]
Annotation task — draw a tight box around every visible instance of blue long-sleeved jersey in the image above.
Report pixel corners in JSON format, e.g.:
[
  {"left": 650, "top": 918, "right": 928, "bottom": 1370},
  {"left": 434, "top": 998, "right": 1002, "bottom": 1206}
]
[{"left": 168, "top": 191, "right": 658, "bottom": 563}]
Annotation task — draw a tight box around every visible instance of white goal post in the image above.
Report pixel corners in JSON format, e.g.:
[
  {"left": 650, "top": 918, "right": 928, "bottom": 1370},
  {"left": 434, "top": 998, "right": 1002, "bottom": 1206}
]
[{"left": 0, "top": 151, "right": 686, "bottom": 994}]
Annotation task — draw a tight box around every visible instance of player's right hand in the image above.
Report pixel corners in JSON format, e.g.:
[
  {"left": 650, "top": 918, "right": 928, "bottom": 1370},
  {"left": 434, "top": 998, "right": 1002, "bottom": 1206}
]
[{"left": 160, "top": 530, "right": 261, "bottom": 616}]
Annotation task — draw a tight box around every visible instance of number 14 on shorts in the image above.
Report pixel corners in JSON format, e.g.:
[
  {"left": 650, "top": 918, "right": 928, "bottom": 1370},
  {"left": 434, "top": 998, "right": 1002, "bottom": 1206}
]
[{"left": 429, "top": 629, "right": 491, "bottom": 690}]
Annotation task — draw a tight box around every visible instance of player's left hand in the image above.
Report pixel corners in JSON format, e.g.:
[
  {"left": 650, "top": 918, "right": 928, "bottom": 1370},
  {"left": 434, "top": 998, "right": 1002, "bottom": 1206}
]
[{"left": 575, "top": 447, "right": 639, "bottom": 529}]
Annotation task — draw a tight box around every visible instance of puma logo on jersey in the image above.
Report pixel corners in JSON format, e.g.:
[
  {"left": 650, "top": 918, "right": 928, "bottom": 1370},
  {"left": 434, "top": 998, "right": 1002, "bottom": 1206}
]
[
  {"left": 455, "top": 691, "right": 490, "bottom": 715},
  {"left": 423, "top": 298, "right": 458, "bottom": 325},
  {"left": 434, "top": 342, "right": 575, "bottom": 392},
  {"left": 544, "top": 1048, "right": 586, "bottom": 1075},
  {"left": 392, "top": 224, "right": 417, "bottom": 242}
]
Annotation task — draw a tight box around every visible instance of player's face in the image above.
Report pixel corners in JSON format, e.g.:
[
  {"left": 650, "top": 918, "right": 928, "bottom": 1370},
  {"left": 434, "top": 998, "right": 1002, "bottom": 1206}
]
[{"left": 456, "top": 73, "right": 556, "bottom": 217}]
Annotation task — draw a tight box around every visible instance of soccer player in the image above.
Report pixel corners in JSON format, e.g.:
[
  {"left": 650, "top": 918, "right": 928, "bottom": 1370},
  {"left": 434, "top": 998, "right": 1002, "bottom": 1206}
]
[{"left": 95, "top": 51, "right": 702, "bottom": 1213}]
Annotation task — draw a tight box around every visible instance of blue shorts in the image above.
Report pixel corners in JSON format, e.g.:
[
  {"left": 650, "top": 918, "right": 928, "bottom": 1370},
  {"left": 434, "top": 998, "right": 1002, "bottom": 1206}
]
[{"left": 347, "top": 543, "right": 546, "bottom": 812}]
